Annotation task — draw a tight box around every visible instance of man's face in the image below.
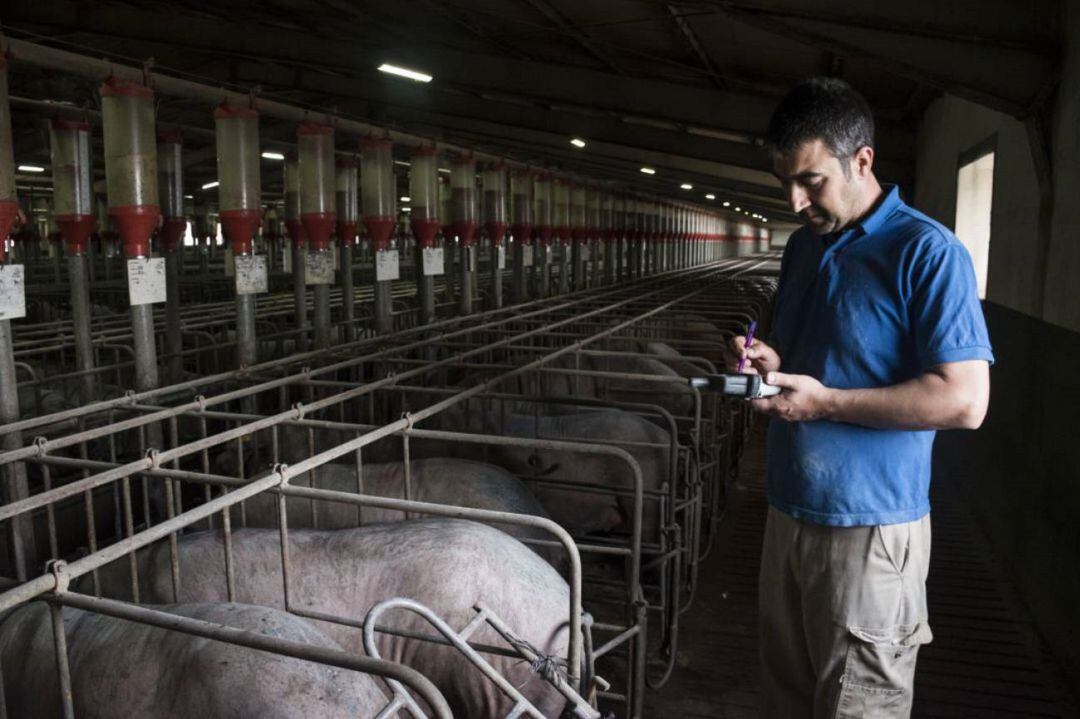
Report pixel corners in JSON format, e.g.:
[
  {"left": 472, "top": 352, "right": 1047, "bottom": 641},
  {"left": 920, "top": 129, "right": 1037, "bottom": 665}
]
[{"left": 772, "top": 139, "right": 866, "bottom": 235}]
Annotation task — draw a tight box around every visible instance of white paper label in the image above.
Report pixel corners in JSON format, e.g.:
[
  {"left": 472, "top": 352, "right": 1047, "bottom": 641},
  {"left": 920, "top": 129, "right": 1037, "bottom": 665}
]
[
  {"left": 542, "top": 245, "right": 552, "bottom": 265},
  {"left": 235, "top": 254, "right": 268, "bottom": 295},
  {"left": 127, "top": 257, "right": 167, "bottom": 306},
  {"left": 497, "top": 245, "right": 506, "bottom": 270},
  {"left": 422, "top": 246, "right": 444, "bottom": 276},
  {"left": 376, "top": 249, "right": 400, "bottom": 281},
  {"left": 0, "top": 265, "right": 27, "bottom": 320},
  {"left": 523, "top": 244, "right": 534, "bottom": 267},
  {"left": 305, "top": 251, "right": 335, "bottom": 285},
  {"left": 224, "top": 248, "right": 235, "bottom": 277}
]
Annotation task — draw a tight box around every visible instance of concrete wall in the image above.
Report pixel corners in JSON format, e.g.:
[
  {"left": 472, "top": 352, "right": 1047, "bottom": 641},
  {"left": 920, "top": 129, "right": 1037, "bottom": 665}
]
[
  {"left": 914, "top": 95, "right": 1043, "bottom": 318},
  {"left": 914, "top": 6, "right": 1080, "bottom": 695}
]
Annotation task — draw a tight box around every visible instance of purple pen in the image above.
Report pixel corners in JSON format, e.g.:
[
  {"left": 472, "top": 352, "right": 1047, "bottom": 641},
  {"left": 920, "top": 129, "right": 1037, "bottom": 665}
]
[{"left": 737, "top": 320, "right": 757, "bottom": 373}]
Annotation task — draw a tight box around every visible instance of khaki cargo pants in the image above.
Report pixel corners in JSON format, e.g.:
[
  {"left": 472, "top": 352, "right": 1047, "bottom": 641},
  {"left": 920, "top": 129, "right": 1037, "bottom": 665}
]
[{"left": 759, "top": 506, "right": 933, "bottom": 718}]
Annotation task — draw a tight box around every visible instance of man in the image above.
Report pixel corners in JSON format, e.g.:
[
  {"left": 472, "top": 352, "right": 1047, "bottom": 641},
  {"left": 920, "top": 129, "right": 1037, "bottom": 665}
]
[{"left": 733, "top": 78, "right": 993, "bottom": 717}]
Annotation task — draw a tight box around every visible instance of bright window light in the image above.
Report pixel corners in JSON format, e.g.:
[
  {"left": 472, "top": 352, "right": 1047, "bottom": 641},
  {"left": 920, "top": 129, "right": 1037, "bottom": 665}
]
[
  {"left": 955, "top": 150, "right": 995, "bottom": 299},
  {"left": 378, "top": 63, "right": 433, "bottom": 83},
  {"left": 680, "top": 183, "right": 693, "bottom": 190},
  {"left": 640, "top": 167, "right": 656, "bottom": 175},
  {"left": 18, "top": 165, "right": 45, "bottom": 173},
  {"left": 705, "top": 194, "right": 716, "bottom": 200},
  {"left": 570, "top": 138, "right": 586, "bottom": 148},
  {"left": 202, "top": 181, "right": 219, "bottom": 190},
  {"left": 261, "top": 151, "right": 285, "bottom": 161}
]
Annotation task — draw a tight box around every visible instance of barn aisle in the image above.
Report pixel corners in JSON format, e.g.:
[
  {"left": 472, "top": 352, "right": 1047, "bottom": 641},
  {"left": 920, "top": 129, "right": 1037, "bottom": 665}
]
[{"left": 644, "top": 421, "right": 1078, "bottom": 718}]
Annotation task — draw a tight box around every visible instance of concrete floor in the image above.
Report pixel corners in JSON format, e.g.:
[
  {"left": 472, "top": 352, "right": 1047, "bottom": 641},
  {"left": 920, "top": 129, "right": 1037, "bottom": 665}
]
[{"left": 643, "top": 422, "right": 1078, "bottom": 718}]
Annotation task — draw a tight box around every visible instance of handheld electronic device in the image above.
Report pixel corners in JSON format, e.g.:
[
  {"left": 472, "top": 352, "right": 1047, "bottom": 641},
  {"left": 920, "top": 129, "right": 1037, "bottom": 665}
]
[{"left": 688, "top": 373, "right": 782, "bottom": 399}]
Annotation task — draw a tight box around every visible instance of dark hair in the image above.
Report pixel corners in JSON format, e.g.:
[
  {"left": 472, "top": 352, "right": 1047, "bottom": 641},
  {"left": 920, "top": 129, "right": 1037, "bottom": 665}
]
[{"left": 765, "top": 77, "right": 875, "bottom": 169}]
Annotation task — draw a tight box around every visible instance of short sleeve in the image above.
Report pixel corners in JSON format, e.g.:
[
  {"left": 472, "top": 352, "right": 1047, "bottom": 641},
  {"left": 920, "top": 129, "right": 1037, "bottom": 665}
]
[{"left": 909, "top": 238, "right": 994, "bottom": 370}]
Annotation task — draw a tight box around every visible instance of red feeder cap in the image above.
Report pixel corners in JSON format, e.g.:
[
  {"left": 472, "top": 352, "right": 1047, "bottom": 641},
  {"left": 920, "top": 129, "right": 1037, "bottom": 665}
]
[
  {"left": 100, "top": 75, "right": 154, "bottom": 100},
  {"left": 484, "top": 221, "right": 506, "bottom": 246},
  {"left": 158, "top": 216, "right": 187, "bottom": 252},
  {"left": 336, "top": 220, "right": 359, "bottom": 244},
  {"left": 220, "top": 209, "right": 262, "bottom": 255},
  {"left": 55, "top": 214, "right": 96, "bottom": 255},
  {"left": 297, "top": 121, "right": 334, "bottom": 136},
  {"left": 454, "top": 220, "right": 477, "bottom": 246},
  {"left": 364, "top": 216, "right": 395, "bottom": 252},
  {"left": 0, "top": 200, "right": 19, "bottom": 259},
  {"left": 214, "top": 103, "right": 259, "bottom": 119},
  {"left": 410, "top": 218, "right": 440, "bottom": 248},
  {"left": 302, "top": 212, "right": 336, "bottom": 251},
  {"left": 109, "top": 204, "right": 161, "bottom": 258},
  {"left": 510, "top": 223, "right": 532, "bottom": 244},
  {"left": 285, "top": 218, "right": 306, "bottom": 248},
  {"left": 50, "top": 119, "right": 92, "bottom": 133}
]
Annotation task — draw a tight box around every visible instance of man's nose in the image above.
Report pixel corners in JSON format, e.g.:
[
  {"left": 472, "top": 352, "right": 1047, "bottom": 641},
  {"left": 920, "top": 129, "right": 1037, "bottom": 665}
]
[{"left": 787, "top": 185, "right": 810, "bottom": 213}]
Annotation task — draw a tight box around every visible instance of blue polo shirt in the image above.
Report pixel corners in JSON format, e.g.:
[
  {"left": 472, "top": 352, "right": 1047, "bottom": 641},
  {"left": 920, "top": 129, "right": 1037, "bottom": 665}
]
[{"left": 767, "top": 185, "right": 994, "bottom": 526}]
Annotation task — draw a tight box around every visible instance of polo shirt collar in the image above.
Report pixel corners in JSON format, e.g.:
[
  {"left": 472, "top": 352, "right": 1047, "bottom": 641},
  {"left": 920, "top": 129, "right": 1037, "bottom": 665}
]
[{"left": 855, "top": 183, "right": 902, "bottom": 236}]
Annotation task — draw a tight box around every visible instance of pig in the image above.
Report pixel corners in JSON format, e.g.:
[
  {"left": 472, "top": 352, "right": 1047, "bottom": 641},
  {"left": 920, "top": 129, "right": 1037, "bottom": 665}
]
[
  {"left": 240, "top": 458, "right": 562, "bottom": 567},
  {"left": 425, "top": 407, "right": 671, "bottom": 541},
  {"left": 0, "top": 601, "right": 390, "bottom": 718},
  {"left": 94, "top": 519, "right": 572, "bottom": 719}
]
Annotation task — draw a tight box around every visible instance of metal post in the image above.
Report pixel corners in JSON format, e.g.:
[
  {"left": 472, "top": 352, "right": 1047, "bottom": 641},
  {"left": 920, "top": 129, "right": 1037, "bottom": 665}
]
[
  {"left": 291, "top": 240, "right": 308, "bottom": 350},
  {"left": 313, "top": 284, "right": 331, "bottom": 349},
  {"left": 339, "top": 240, "right": 355, "bottom": 342},
  {"left": 0, "top": 319, "right": 36, "bottom": 581},
  {"left": 67, "top": 253, "right": 96, "bottom": 401},
  {"left": 163, "top": 248, "right": 182, "bottom": 381}
]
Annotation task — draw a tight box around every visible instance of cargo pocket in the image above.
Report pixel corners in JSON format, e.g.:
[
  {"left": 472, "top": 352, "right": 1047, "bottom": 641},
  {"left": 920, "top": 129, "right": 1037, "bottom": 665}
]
[{"left": 834, "top": 622, "right": 933, "bottom": 718}]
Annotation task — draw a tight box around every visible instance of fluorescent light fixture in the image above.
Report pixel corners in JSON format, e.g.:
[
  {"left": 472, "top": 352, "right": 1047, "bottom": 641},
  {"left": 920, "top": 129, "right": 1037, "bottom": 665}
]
[
  {"left": 394, "top": 160, "right": 411, "bottom": 167},
  {"left": 705, "top": 194, "right": 716, "bottom": 200},
  {"left": 722, "top": 201, "right": 730, "bottom": 207},
  {"left": 183, "top": 194, "right": 194, "bottom": 199},
  {"left": 734, "top": 206, "right": 741, "bottom": 212},
  {"left": 378, "top": 63, "right": 432, "bottom": 83},
  {"left": 640, "top": 167, "right": 656, "bottom": 175},
  {"left": 18, "top": 164, "right": 45, "bottom": 173},
  {"left": 438, "top": 168, "right": 451, "bottom": 174},
  {"left": 202, "top": 181, "right": 219, "bottom": 190},
  {"left": 762, "top": 218, "right": 768, "bottom": 223},
  {"left": 680, "top": 183, "right": 693, "bottom": 190},
  {"left": 570, "top": 138, "right": 586, "bottom": 148},
  {"left": 402, "top": 207, "right": 412, "bottom": 212},
  {"left": 261, "top": 151, "right": 285, "bottom": 161},
  {"left": 400, "top": 196, "right": 411, "bottom": 203}
]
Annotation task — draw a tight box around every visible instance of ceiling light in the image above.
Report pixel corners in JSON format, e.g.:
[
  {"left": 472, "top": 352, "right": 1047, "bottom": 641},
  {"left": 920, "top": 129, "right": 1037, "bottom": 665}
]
[
  {"left": 18, "top": 165, "right": 45, "bottom": 173},
  {"left": 378, "top": 63, "right": 433, "bottom": 83},
  {"left": 402, "top": 207, "right": 412, "bottom": 212},
  {"left": 722, "top": 201, "right": 730, "bottom": 207},
  {"left": 394, "top": 160, "right": 411, "bottom": 167},
  {"left": 202, "top": 181, "right": 219, "bottom": 190},
  {"left": 680, "top": 183, "right": 693, "bottom": 190},
  {"left": 570, "top": 138, "right": 586, "bottom": 148},
  {"left": 705, "top": 194, "right": 716, "bottom": 200},
  {"left": 762, "top": 218, "right": 768, "bottom": 223},
  {"left": 639, "top": 167, "right": 656, "bottom": 175},
  {"left": 734, "top": 206, "right": 741, "bottom": 212},
  {"left": 438, "top": 168, "right": 451, "bottom": 174},
  {"left": 261, "top": 151, "right": 285, "bottom": 161},
  {"left": 183, "top": 194, "right": 194, "bottom": 199},
  {"left": 400, "top": 196, "right": 411, "bottom": 203}
]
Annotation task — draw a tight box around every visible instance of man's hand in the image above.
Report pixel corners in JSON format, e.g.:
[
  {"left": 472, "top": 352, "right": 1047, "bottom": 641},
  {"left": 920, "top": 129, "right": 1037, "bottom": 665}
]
[
  {"left": 729, "top": 335, "right": 781, "bottom": 375},
  {"left": 751, "top": 371, "right": 834, "bottom": 422}
]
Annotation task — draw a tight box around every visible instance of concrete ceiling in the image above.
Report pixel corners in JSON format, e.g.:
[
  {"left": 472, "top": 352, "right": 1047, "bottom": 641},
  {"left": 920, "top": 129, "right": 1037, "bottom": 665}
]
[{"left": 1, "top": 0, "right": 1064, "bottom": 223}]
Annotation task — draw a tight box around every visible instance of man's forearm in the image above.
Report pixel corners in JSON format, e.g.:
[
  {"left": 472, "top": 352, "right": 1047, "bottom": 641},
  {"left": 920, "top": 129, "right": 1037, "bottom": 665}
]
[{"left": 824, "top": 370, "right": 986, "bottom": 430}]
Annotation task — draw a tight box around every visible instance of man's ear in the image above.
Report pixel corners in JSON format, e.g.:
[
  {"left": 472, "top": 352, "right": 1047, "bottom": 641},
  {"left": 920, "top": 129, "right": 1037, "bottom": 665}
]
[{"left": 853, "top": 145, "right": 875, "bottom": 179}]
